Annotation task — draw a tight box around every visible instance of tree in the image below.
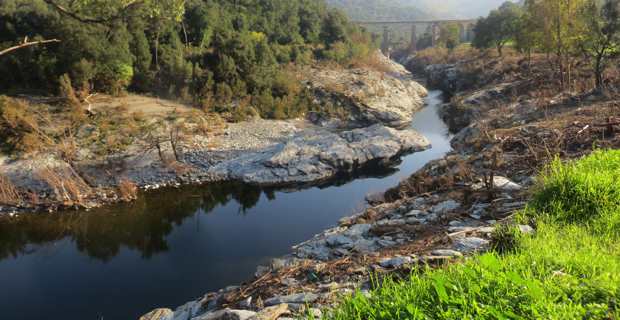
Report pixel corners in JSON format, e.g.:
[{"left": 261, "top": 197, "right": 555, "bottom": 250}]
[
  {"left": 473, "top": 2, "right": 522, "bottom": 56},
  {"left": 579, "top": 0, "right": 620, "bottom": 90},
  {"left": 525, "top": 0, "right": 588, "bottom": 90},
  {"left": 514, "top": 3, "right": 542, "bottom": 65},
  {"left": 438, "top": 23, "right": 460, "bottom": 51}
]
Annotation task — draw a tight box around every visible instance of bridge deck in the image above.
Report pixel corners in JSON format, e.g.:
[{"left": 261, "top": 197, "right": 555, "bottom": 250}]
[{"left": 353, "top": 19, "right": 477, "bottom": 25}]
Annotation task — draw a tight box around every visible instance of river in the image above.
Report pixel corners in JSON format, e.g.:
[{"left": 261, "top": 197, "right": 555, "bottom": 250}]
[{"left": 0, "top": 91, "right": 450, "bottom": 320}]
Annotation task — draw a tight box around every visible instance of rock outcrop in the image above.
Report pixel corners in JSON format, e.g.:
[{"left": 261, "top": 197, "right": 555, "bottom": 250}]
[
  {"left": 189, "top": 124, "right": 430, "bottom": 186},
  {"left": 303, "top": 53, "right": 427, "bottom": 129}
]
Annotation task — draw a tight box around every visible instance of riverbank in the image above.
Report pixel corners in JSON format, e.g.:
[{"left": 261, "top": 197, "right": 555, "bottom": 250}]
[
  {"left": 0, "top": 53, "right": 429, "bottom": 215},
  {"left": 138, "top": 51, "right": 620, "bottom": 320}
]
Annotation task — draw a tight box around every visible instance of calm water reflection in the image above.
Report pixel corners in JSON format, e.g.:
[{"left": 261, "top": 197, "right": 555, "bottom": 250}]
[{"left": 0, "top": 91, "right": 450, "bottom": 320}]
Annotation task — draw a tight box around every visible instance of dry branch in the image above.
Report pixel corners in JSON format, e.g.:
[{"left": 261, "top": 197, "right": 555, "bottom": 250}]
[{"left": 0, "top": 38, "right": 60, "bottom": 57}]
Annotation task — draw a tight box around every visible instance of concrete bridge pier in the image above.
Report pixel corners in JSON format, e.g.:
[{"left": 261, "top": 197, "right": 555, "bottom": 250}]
[
  {"left": 381, "top": 26, "right": 391, "bottom": 57},
  {"left": 431, "top": 23, "right": 440, "bottom": 47},
  {"left": 409, "top": 24, "right": 417, "bottom": 52}
]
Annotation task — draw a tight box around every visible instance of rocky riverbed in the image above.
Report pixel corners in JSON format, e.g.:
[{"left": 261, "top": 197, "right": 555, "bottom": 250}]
[
  {"left": 136, "top": 52, "right": 620, "bottom": 320},
  {"left": 135, "top": 64, "right": 541, "bottom": 320},
  {"left": 0, "top": 53, "right": 429, "bottom": 214}
]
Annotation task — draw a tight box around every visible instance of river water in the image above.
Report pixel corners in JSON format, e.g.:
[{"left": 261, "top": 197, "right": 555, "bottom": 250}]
[{"left": 0, "top": 91, "right": 450, "bottom": 320}]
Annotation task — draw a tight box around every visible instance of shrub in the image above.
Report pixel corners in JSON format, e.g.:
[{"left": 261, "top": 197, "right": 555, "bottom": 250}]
[
  {"left": 0, "top": 174, "right": 21, "bottom": 206},
  {"left": 490, "top": 223, "right": 523, "bottom": 254},
  {"left": 37, "top": 167, "right": 92, "bottom": 206},
  {"left": 0, "top": 97, "right": 47, "bottom": 154},
  {"left": 118, "top": 178, "right": 138, "bottom": 202}
]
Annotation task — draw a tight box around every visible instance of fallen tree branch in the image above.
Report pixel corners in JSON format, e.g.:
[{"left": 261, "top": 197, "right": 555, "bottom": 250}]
[{"left": 0, "top": 38, "right": 60, "bottom": 57}]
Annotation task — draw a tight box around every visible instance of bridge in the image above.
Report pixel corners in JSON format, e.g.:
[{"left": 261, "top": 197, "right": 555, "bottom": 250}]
[{"left": 354, "top": 19, "right": 477, "bottom": 55}]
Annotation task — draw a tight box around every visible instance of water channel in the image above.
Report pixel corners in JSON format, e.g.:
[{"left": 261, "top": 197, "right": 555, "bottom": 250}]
[{"left": 0, "top": 91, "right": 451, "bottom": 320}]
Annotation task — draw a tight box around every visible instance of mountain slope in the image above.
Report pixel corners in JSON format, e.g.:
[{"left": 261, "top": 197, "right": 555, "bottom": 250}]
[
  {"left": 325, "top": 0, "right": 432, "bottom": 21},
  {"left": 327, "top": 0, "right": 513, "bottom": 21}
]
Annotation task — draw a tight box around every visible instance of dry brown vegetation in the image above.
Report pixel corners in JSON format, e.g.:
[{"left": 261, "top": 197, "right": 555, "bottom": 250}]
[
  {"left": 349, "top": 52, "right": 394, "bottom": 74},
  {"left": 0, "top": 174, "right": 21, "bottom": 206},
  {"left": 36, "top": 167, "right": 92, "bottom": 206},
  {"left": 406, "top": 44, "right": 481, "bottom": 74},
  {"left": 118, "top": 178, "right": 138, "bottom": 202}
]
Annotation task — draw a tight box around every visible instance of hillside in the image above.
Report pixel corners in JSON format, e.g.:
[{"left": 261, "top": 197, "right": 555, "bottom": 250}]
[
  {"left": 0, "top": 0, "right": 375, "bottom": 121},
  {"left": 325, "top": 0, "right": 432, "bottom": 21},
  {"left": 327, "top": 0, "right": 514, "bottom": 20}
]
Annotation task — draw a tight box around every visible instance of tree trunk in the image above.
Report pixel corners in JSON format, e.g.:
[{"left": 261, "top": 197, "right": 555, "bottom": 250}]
[
  {"left": 156, "top": 143, "right": 164, "bottom": 162},
  {"left": 595, "top": 53, "right": 604, "bottom": 90}
]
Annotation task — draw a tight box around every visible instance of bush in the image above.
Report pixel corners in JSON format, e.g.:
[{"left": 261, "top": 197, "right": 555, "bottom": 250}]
[
  {"left": 118, "top": 178, "right": 138, "bottom": 202},
  {"left": 37, "top": 167, "right": 92, "bottom": 206},
  {"left": 531, "top": 150, "right": 620, "bottom": 231},
  {"left": 0, "top": 97, "right": 47, "bottom": 154},
  {"left": 0, "top": 174, "right": 22, "bottom": 206}
]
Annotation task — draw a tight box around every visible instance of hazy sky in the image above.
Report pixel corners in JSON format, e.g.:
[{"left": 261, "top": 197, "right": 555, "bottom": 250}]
[{"left": 414, "top": 0, "right": 514, "bottom": 19}]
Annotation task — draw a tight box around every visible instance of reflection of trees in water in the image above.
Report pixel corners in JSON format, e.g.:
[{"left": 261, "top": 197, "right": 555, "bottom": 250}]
[
  {"left": 0, "top": 160, "right": 405, "bottom": 262},
  {"left": 0, "top": 182, "right": 263, "bottom": 261}
]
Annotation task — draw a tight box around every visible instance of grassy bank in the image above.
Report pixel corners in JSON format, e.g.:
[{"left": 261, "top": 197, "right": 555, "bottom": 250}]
[{"left": 327, "top": 150, "right": 620, "bottom": 319}]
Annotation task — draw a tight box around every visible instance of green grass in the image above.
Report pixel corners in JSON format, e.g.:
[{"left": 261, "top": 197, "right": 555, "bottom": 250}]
[{"left": 325, "top": 150, "right": 620, "bottom": 320}]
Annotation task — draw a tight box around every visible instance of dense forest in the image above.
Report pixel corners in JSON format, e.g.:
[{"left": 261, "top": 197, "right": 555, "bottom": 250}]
[{"left": 0, "top": 0, "right": 375, "bottom": 119}]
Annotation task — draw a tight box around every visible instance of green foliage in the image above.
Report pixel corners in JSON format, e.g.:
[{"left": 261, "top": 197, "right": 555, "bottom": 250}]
[
  {"left": 531, "top": 150, "right": 620, "bottom": 234},
  {"left": 328, "top": 150, "right": 620, "bottom": 320},
  {"left": 578, "top": 0, "right": 620, "bottom": 88},
  {"left": 473, "top": 1, "right": 522, "bottom": 55},
  {"left": 437, "top": 23, "right": 460, "bottom": 51},
  {"left": 0, "top": 0, "right": 375, "bottom": 120}
]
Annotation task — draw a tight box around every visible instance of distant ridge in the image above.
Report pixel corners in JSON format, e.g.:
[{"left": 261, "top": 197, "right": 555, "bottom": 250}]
[
  {"left": 324, "top": 0, "right": 434, "bottom": 21},
  {"left": 326, "top": 0, "right": 514, "bottom": 21}
]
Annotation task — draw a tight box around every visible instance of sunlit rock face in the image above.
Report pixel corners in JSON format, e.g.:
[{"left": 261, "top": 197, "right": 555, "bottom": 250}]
[{"left": 302, "top": 52, "right": 428, "bottom": 129}]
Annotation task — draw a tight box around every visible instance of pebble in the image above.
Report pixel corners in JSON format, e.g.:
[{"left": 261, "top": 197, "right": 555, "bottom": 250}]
[
  {"left": 453, "top": 237, "right": 490, "bottom": 253},
  {"left": 379, "top": 255, "right": 415, "bottom": 268},
  {"left": 431, "top": 249, "right": 463, "bottom": 257}
]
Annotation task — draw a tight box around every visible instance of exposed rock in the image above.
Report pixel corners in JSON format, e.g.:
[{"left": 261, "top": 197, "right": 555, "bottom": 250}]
[
  {"left": 253, "top": 304, "right": 289, "bottom": 320},
  {"left": 493, "top": 176, "right": 522, "bottom": 191},
  {"left": 303, "top": 53, "right": 427, "bottom": 129},
  {"left": 518, "top": 225, "right": 535, "bottom": 235},
  {"left": 140, "top": 309, "right": 173, "bottom": 320},
  {"left": 405, "top": 209, "right": 423, "bottom": 217},
  {"left": 174, "top": 299, "right": 205, "bottom": 320},
  {"left": 351, "top": 238, "right": 379, "bottom": 253},
  {"left": 431, "top": 200, "right": 461, "bottom": 214},
  {"left": 453, "top": 237, "right": 490, "bottom": 253},
  {"left": 425, "top": 64, "right": 461, "bottom": 95},
  {"left": 193, "top": 309, "right": 256, "bottom": 320},
  {"left": 451, "top": 124, "right": 483, "bottom": 150},
  {"left": 325, "top": 235, "right": 354, "bottom": 248},
  {"left": 344, "top": 224, "right": 372, "bottom": 238},
  {"left": 188, "top": 124, "right": 430, "bottom": 186},
  {"left": 379, "top": 255, "right": 415, "bottom": 268},
  {"left": 264, "top": 293, "right": 319, "bottom": 307},
  {"left": 431, "top": 249, "right": 463, "bottom": 257}
]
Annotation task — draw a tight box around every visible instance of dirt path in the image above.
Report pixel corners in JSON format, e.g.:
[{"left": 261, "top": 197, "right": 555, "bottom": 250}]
[{"left": 88, "top": 94, "right": 193, "bottom": 116}]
